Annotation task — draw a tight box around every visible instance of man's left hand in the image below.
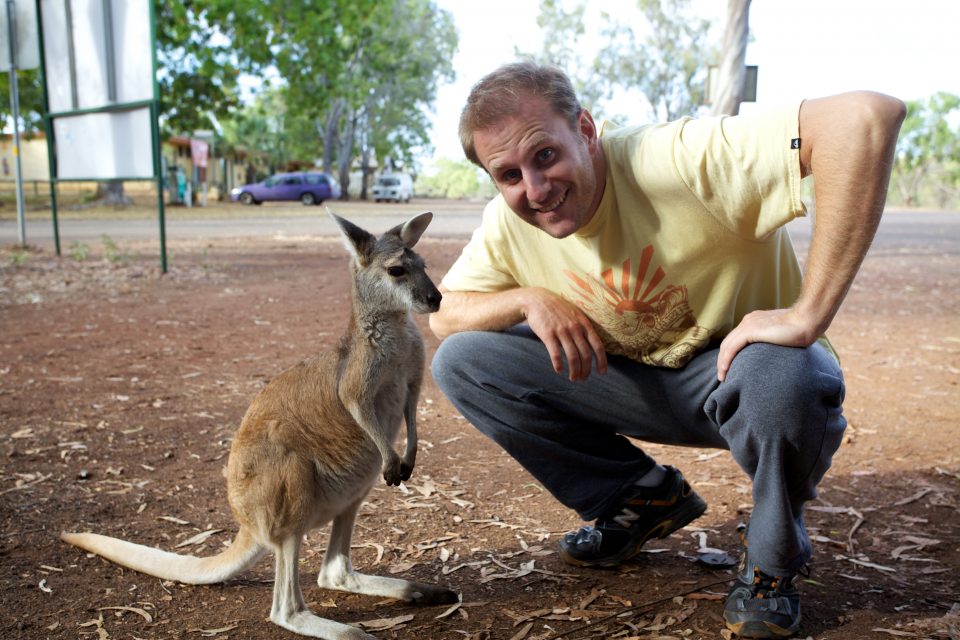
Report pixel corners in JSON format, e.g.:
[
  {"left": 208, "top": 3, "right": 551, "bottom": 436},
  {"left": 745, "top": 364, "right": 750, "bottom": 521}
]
[{"left": 716, "top": 308, "right": 817, "bottom": 382}]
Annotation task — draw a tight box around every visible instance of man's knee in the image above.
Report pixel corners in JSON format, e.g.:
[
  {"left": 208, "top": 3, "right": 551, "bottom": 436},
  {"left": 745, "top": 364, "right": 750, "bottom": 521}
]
[{"left": 710, "top": 342, "right": 846, "bottom": 445}]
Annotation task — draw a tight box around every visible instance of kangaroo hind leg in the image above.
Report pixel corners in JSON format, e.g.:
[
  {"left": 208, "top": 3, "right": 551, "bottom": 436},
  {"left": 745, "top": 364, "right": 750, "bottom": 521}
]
[
  {"left": 318, "top": 498, "right": 459, "bottom": 605},
  {"left": 269, "top": 533, "right": 373, "bottom": 640}
]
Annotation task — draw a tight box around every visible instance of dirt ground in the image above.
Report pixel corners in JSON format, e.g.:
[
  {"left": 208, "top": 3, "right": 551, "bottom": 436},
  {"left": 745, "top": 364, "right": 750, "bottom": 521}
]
[{"left": 1, "top": 220, "right": 958, "bottom": 640}]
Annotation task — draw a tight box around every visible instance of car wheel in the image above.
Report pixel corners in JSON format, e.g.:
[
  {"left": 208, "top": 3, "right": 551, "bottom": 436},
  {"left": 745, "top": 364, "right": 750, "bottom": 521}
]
[
  {"left": 239, "top": 192, "right": 254, "bottom": 205},
  {"left": 301, "top": 192, "right": 316, "bottom": 206}
]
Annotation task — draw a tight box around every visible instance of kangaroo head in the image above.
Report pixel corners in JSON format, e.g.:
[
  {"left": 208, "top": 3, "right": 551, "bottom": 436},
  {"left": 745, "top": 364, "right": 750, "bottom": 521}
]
[{"left": 328, "top": 210, "right": 442, "bottom": 315}]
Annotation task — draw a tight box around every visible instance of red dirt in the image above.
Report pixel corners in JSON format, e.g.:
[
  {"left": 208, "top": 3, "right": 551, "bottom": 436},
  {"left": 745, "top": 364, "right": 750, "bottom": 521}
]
[{"left": 1, "top": 229, "right": 957, "bottom": 640}]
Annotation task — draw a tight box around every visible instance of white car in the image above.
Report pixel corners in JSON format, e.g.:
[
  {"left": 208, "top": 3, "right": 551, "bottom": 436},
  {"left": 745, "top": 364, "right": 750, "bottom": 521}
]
[{"left": 372, "top": 174, "right": 413, "bottom": 203}]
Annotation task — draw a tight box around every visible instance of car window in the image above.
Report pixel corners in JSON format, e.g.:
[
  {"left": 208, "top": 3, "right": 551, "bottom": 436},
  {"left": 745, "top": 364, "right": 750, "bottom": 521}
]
[
  {"left": 264, "top": 178, "right": 277, "bottom": 187},
  {"left": 281, "top": 176, "right": 302, "bottom": 185},
  {"left": 305, "top": 174, "right": 327, "bottom": 185}
]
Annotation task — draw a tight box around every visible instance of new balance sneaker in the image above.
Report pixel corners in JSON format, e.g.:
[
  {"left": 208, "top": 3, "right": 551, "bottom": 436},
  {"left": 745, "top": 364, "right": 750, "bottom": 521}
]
[
  {"left": 723, "top": 545, "right": 804, "bottom": 638},
  {"left": 558, "top": 465, "right": 707, "bottom": 568}
]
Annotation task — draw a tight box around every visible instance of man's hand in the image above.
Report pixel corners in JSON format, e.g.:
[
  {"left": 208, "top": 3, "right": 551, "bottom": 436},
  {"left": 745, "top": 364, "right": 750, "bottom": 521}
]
[
  {"left": 716, "top": 308, "right": 816, "bottom": 381},
  {"left": 521, "top": 288, "right": 608, "bottom": 380},
  {"left": 430, "top": 286, "right": 608, "bottom": 380}
]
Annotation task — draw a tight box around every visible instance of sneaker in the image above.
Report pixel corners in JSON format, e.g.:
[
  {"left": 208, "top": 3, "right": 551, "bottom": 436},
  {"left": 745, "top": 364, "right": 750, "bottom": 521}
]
[
  {"left": 723, "top": 544, "right": 804, "bottom": 638},
  {"left": 558, "top": 465, "right": 707, "bottom": 568}
]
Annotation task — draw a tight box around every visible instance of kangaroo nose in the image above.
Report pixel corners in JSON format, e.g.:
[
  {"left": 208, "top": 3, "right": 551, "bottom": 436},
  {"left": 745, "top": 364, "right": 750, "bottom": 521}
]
[{"left": 428, "top": 289, "right": 442, "bottom": 311}]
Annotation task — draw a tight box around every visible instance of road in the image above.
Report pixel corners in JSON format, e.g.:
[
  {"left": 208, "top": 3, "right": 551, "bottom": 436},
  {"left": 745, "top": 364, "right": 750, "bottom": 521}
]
[{"left": 1, "top": 200, "right": 957, "bottom": 255}]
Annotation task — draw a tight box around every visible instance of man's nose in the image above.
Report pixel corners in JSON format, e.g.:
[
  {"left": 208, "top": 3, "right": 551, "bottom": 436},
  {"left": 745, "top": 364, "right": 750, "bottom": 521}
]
[{"left": 525, "top": 172, "right": 550, "bottom": 206}]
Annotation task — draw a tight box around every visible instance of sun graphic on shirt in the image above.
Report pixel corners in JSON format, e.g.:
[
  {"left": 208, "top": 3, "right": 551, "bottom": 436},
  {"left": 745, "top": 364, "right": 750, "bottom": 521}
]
[{"left": 563, "top": 245, "right": 711, "bottom": 367}]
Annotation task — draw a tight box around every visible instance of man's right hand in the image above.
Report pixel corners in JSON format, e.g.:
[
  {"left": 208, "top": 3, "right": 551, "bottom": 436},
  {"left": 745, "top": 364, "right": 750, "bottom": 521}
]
[
  {"left": 521, "top": 288, "right": 608, "bottom": 380},
  {"left": 429, "top": 286, "right": 608, "bottom": 381}
]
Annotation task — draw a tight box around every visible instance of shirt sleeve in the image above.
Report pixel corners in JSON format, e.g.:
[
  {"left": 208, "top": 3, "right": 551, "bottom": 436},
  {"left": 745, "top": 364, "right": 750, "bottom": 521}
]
[
  {"left": 440, "top": 197, "right": 521, "bottom": 292},
  {"left": 631, "top": 103, "right": 806, "bottom": 240}
]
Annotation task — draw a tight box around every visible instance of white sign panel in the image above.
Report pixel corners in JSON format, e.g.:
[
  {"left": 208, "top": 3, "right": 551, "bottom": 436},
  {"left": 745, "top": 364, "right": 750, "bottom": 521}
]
[
  {"left": 42, "top": 0, "right": 153, "bottom": 112},
  {"left": 53, "top": 105, "right": 154, "bottom": 179},
  {"left": 41, "top": 0, "right": 156, "bottom": 180},
  {"left": 1, "top": 0, "right": 40, "bottom": 69}
]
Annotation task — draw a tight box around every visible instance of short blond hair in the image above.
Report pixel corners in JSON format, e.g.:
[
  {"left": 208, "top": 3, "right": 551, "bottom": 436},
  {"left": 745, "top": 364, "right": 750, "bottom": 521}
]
[{"left": 459, "top": 61, "right": 582, "bottom": 167}]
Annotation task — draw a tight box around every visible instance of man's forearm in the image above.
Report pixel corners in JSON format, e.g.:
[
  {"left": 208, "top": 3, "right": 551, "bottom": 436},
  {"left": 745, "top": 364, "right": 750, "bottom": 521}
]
[
  {"left": 429, "top": 287, "right": 530, "bottom": 339},
  {"left": 795, "top": 91, "right": 906, "bottom": 338}
]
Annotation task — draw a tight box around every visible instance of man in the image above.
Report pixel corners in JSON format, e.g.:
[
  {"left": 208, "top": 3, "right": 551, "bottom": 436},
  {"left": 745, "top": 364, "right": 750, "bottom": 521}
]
[{"left": 430, "top": 61, "right": 904, "bottom": 639}]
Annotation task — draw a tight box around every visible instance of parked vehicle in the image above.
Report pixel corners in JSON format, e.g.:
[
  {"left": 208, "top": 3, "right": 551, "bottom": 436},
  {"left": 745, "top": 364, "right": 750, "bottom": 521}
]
[
  {"left": 230, "top": 171, "right": 341, "bottom": 205},
  {"left": 371, "top": 173, "right": 413, "bottom": 203}
]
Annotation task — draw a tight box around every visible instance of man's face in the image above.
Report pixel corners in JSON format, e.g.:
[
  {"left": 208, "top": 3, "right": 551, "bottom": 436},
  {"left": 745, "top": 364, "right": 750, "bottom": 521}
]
[{"left": 473, "top": 97, "right": 605, "bottom": 239}]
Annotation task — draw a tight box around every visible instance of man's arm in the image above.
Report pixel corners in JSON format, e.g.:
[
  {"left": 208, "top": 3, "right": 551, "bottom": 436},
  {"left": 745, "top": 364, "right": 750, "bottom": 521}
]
[
  {"left": 716, "top": 91, "right": 906, "bottom": 381},
  {"left": 430, "top": 285, "right": 608, "bottom": 381}
]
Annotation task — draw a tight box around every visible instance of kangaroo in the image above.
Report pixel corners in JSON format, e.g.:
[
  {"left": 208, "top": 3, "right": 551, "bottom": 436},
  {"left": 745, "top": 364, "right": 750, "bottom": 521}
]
[{"left": 62, "top": 211, "right": 457, "bottom": 639}]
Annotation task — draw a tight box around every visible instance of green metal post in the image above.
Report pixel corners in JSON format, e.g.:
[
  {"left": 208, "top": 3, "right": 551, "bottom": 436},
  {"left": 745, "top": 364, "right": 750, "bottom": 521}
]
[
  {"left": 149, "top": 0, "right": 166, "bottom": 273},
  {"left": 33, "top": 0, "right": 60, "bottom": 255}
]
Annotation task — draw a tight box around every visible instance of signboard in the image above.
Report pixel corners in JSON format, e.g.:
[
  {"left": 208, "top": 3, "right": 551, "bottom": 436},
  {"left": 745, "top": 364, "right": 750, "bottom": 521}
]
[
  {"left": 190, "top": 139, "right": 209, "bottom": 169},
  {"left": 0, "top": 0, "right": 40, "bottom": 69},
  {"left": 41, "top": 0, "right": 155, "bottom": 180}
]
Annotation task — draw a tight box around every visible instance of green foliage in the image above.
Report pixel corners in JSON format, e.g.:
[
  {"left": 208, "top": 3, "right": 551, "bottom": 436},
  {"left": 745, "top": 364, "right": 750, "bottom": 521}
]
[
  {"left": 891, "top": 92, "right": 960, "bottom": 209},
  {"left": 416, "top": 158, "right": 496, "bottom": 199},
  {"left": 520, "top": 0, "right": 712, "bottom": 123},
  {"left": 101, "top": 234, "right": 123, "bottom": 263},
  {"left": 4, "top": 1, "right": 458, "bottom": 203},
  {"left": 68, "top": 241, "right": 89, "bottom": 262},
  {"left": 0, "top": 69, "right": 45, "bottom": 134}
]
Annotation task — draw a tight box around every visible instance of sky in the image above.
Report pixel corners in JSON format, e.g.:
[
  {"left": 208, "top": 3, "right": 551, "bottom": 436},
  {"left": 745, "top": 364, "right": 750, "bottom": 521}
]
[{"left": 426, "top": 0, "right": 960, "bottom": 165}]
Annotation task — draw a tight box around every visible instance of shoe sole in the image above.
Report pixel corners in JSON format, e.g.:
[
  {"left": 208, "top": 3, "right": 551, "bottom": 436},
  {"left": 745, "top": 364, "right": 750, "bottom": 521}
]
[{"left": 559, "top": 492, "right": 707, "bottom": 568}]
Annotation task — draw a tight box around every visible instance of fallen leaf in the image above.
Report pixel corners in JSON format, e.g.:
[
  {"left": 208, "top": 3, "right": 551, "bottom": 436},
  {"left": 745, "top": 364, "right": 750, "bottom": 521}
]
[
  {"left": 175, "top": 529, "right": 223, "bottom": 548},
  {"left": 355, "top": 614, "right": 414, "bottom": 631},
  {"left": 509, "top": 622, "right": 534, "bottom": 640},
  {"left": 189, "top": 623, "right": 240, "bottom": 636},
  {"left": 99, "top": 606, "right": 153, "bottom": 623}
]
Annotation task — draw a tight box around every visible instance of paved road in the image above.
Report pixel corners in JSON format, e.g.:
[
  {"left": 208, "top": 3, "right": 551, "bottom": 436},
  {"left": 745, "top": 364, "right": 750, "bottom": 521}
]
[{"left": 2, "top": 202, "right": 957, "bottom": 255}]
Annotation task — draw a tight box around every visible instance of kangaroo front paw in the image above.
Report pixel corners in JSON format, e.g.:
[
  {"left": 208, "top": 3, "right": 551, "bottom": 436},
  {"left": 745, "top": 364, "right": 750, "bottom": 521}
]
[
  {"left": 399, "top": 461, "right": 413, "bottom": 482},
  {"left": 382, "top": 457, "right": 403, "bottom": 486}
]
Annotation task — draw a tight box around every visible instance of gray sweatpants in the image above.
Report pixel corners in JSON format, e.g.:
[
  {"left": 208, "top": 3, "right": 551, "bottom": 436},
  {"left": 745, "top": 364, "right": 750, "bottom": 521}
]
[{"left": 431, "top": 325, "right": 847, "bottom": 576}]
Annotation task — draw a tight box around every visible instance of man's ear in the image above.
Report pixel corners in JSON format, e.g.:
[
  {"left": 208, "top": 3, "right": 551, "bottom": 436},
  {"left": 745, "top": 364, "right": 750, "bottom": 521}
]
[{"left": 578, "top": 108, "right": 599, "bottom": 147}]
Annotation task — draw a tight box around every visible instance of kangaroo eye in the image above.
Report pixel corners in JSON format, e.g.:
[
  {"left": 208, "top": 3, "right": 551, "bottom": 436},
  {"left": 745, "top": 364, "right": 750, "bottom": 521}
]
[{"left": 387, "top": 266, "right": 406, "bottom": 277}]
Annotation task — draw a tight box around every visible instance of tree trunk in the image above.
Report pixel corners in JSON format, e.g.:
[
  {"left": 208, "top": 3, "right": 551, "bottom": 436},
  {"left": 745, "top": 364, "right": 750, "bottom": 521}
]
[
  {"left": 336, "top": 108, "right": 357, "bottom": 201},
  {"left": 712, "top": 0, "right": 751, "bottom": 116},
  {"left": 95, "top": 181, "right": 133, "bottom": 207}
]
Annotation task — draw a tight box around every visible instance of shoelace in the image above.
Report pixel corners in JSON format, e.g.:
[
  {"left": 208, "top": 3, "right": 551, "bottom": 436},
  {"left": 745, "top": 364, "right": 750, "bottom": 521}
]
[{"left": 747, "top": 564, "right": 809, "bottom": 599}]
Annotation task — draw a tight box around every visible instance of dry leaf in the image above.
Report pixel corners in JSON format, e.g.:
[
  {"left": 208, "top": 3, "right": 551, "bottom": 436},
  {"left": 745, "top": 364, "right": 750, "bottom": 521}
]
[
  {"left": 99, "top": 605, "right": 153, "bottom": 623},
  {"left": 509, "top": 622, "right": 534, "bottom": 640},
  {"left": 175, "top": 529, "right": 223, "bottom": 548},
  {"left": 189, "top": 623, "right": 240, "bottom": 636},
  {"left": 435, "top": 600, "right": 463, "bottom": 620},
  {"left": 355, "top": 614, "right": 414, "bottom": 631}
]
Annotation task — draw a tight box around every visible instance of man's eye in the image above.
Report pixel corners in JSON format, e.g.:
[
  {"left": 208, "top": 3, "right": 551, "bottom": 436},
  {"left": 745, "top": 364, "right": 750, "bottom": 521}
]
[
  {"left": 537, "top": 148, "right": 555, "bottom": 162},
  {"left": 501, "top": 169, "right": 521, "bottom": 183},
  {"left": 387, "top": 266, "right": 406, "bottom": 277}
]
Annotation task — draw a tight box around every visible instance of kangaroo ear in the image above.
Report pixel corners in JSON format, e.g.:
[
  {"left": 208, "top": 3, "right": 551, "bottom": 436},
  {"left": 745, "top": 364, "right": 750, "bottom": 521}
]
[
  {"left": 388, "top": 211, "right": 433, "bottom": 249},
  {"left": 327, "top": 208, "right": 375, "bottom": 262}
]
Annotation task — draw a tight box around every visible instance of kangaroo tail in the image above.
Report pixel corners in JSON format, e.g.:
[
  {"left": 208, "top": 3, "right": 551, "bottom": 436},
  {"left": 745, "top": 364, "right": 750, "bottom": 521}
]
[{"left": 61, "top": 526, "right": 264, "bottom": 585}]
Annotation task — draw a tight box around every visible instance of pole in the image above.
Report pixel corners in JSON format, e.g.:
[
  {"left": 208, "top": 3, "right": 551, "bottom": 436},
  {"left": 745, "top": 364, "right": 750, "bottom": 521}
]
[{"left": 5, "top": 0, "right": 27, "bottom": 246}]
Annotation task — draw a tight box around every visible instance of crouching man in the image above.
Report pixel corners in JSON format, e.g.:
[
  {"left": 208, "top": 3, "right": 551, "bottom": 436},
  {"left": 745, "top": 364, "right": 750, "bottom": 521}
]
[{"left": 429, "top": 62, "right": 904, "bottom": 638}]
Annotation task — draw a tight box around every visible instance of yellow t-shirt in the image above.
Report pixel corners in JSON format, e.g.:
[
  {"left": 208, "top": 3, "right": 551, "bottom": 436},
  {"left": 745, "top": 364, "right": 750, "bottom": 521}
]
[{"left": 442, "top": 103, "right": 818, "bottom": 368}]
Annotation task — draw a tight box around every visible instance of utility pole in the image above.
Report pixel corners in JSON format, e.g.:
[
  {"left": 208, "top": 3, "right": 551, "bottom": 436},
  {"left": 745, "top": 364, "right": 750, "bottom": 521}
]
[{"left": 4, "top": 0, "right": 27, "bottom": 245}]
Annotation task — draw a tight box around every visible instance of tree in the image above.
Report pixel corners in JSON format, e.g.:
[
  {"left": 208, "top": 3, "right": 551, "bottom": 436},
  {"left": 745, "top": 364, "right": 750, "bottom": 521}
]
[
  {"left": 416, "top": 158, "right": 495, "bottom": 199},
  {"left": 289, "top": 0, "right": 456, "bottom": 199},
  {"left": 516, "top": 0, "right": 607, "bottom": 111},
  {"left": 892, "top": 92, "right": 960, "bottom": 208},
  {"left": 521, "top": 0, "right": 712, "bottom": 123},
  {"left": 711, "top": 0, "right": 752, "bottom": 116},
  {"left": 0, "top": 69, "right": 44, "bottom": 134}
]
